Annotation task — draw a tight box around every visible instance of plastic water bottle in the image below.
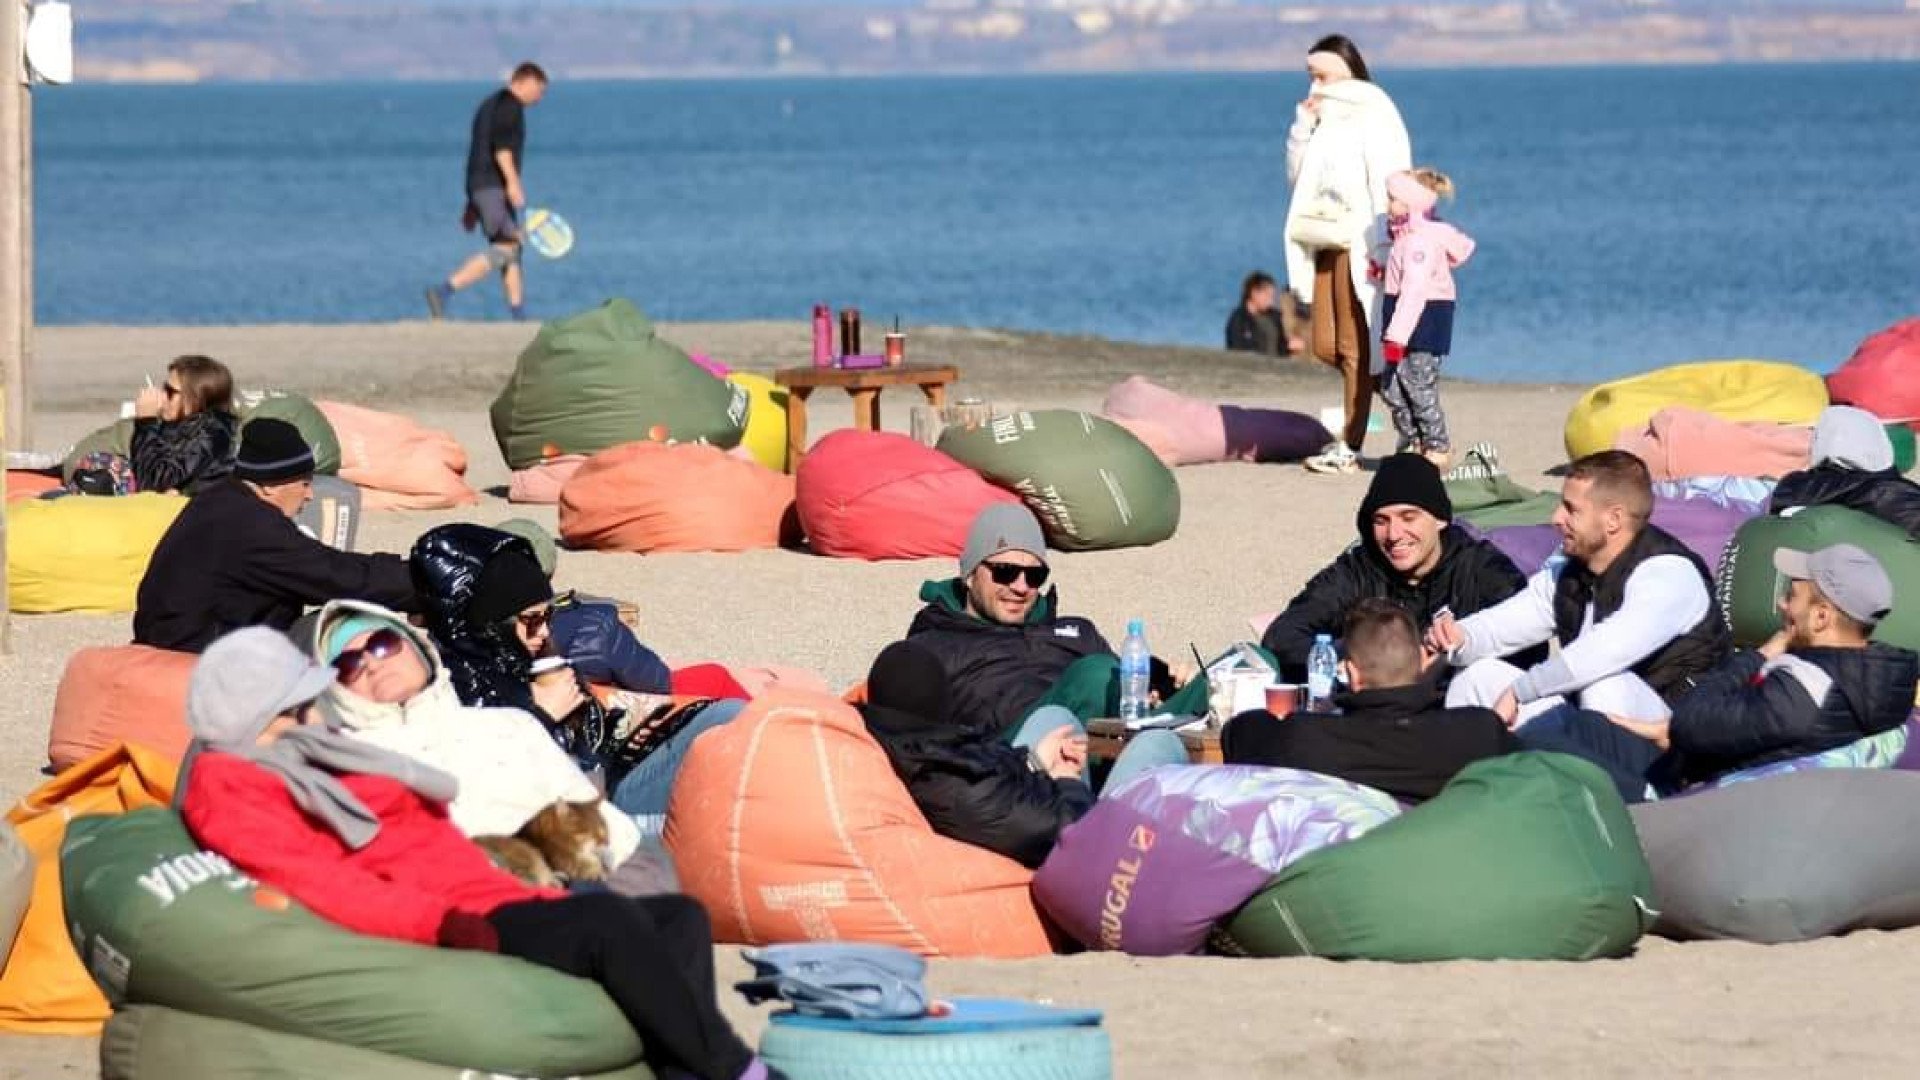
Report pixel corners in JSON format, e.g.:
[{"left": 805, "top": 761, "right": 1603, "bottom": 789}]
[
  {"left": 1119, "top": 619, "right": 1152, "bottom": 722},
  {"left": 1307, "top": 633, "right": 1339, "bottom": 713}
]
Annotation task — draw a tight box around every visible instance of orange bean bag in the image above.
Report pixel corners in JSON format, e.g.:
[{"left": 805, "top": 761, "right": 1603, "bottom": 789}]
[
  {"left": 508, "top": 455, "right": 588, "bottom": 505},
  {"left": 794, "top": 430, "right": 1022, "bottom": 560},
  {"left": 5, "top": 471, "right": 60, "bottom": 501},
  {"left": 48, "top": 645, "right": 196, "bottom": 772},
  {"left": 318, "top": 400, "right": 478, "bottom": 511},
  {"left": 559, "top": 442, "right": 796, "bottom": 554},
  {"left": 0, "top": 744, "right": 178, "bottom": 1033},
  {"left": 664, "top": 690, "right": 1053, "bottom": 958}
]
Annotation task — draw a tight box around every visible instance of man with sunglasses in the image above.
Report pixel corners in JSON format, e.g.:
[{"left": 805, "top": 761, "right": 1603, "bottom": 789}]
[
  {"left": 907, "top": 505, "right": 1120, "bottom": 740},
  {"left": 135, "top": 419, "right": 419, "bottom": 653}
]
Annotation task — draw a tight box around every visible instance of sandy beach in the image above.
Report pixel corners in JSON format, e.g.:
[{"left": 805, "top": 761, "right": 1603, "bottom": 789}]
[{"left": 4, "top": 320, "right": 1916, "bottom": 1079}]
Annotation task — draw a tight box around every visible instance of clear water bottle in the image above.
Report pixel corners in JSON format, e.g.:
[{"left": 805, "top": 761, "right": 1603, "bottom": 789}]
[
  {"left": 1307, "top": 633, "right": 1339, "bottom": 713},
  {"left": 1119, "top": 618, "right": 1152, "bottom": 722}
]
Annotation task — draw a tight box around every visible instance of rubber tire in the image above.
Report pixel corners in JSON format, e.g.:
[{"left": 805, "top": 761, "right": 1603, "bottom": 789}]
[{"left": 761, "top": 1023, "right": 1112, "bottom": 1080}]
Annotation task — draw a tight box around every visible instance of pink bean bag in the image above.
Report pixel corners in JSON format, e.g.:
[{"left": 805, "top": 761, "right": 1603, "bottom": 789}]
[
  {"left": 1829, "top": 319, "right": 1920, "bottom": 425},
  {"left": 1099, "top": 377, "right": 1227, "bottom": 466},
  {"left": 508, "top": 455, "right": 588, "bottom": 504},
  {"left": 795, "top": 430, "right": 1022, "bottom": 560},
  {"left": 1614, "top": 407, "right": 1812, "bottom": 482},
  {"left": 318, "top": 401, "right": 479, "bottom": 511}
]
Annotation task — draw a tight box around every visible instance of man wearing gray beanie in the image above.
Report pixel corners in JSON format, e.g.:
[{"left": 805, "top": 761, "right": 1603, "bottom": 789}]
[{"left": 1770, "top": 405, "right": 1920, "bottom": 538}]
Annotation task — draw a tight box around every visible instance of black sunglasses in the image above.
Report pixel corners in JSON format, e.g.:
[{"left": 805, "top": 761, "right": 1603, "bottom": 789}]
[
  {"left": 333, "top": 628, "right": 406, "bottom": 682},
  {"left": 512, "top": 606, "right": 554, "bottom": 633},
  {"left": 982, "top": 561, "right": 1049, "bottom": 589}
]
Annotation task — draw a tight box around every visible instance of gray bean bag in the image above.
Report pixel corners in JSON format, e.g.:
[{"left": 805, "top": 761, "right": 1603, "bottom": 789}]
[
  {"left": 0, "top": 821, "right": 30, "bottom": 969},
  {"left": 1631, "top": 769, "right": 1920, "bottom": 943}
]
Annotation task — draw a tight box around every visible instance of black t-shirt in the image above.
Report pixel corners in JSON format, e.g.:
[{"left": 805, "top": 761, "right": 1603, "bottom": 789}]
[{"left": 465, "top": 89, "right": 525, "bottom": 194}]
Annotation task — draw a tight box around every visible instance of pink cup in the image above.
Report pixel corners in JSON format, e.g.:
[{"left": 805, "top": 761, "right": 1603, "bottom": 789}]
[{"left": 1264, "top": 683, "right": 1302, "bottom": 718}]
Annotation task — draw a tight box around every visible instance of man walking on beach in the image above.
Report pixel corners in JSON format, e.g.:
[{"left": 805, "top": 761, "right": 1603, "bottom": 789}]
[{"left": 425, "top": 62, "right": 548, "bottom": 322}]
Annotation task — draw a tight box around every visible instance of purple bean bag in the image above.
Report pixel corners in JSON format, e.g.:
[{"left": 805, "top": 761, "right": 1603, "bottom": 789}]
[
  {"left": 1031, "top": 765, "right": 1399, "bottom": 956},
  {"left": 1221, "top": 405, "right": 1332, "bottom": 463},
  {"left": 1465, "top": 496, "right": 1761, "bottom": 578}
]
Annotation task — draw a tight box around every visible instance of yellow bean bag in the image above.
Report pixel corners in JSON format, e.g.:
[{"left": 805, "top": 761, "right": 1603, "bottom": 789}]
[
  {"left": 9, "top": 494, "right": 186, "bottom": 613},
  {"left": 1564, "top": 360, "right": 1828, "bottom": 461},
  {"left": 727, "top": 371, "right": 790, "bottom": 473}
]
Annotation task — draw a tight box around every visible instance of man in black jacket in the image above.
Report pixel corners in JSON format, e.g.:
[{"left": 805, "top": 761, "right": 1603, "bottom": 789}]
[
  {"left": 133, "top": 420, "right": 418, "bottom": 653},
  {"left": 1770, "top": 405, "right": 1920, "bottom": 538},
  {"left": 1261, "top": 453, "right": 1529, "bottom": 682},
  {"left": 1226, "top": 599, "right": 1517, "bottom": 802}
]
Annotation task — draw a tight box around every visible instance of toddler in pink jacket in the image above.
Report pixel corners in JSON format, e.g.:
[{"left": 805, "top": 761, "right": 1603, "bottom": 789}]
[{"left": 1379, "top": 167, "right": 1475, "bottom": 470}]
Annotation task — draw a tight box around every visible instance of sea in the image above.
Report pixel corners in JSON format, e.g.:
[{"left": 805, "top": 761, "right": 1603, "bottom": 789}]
[{"left": 29, "top": 63, "right": 1920, "bottom": 383}]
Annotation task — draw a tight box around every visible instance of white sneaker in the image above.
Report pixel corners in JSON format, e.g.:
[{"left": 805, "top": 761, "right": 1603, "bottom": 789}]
[{"left": 1303, "top": 443, "right": 1360, "bottom": 475}]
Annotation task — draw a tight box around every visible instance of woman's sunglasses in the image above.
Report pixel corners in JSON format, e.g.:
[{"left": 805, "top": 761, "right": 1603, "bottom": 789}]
[
  {"left": 982, "top": 561, "right": 1049, "bottom": 589},
  {"left": 332, "top": 628, "right": 406, "bottom": 682},
  {"left": 512, "top": 606, "right": 554, "bottom": 634}
]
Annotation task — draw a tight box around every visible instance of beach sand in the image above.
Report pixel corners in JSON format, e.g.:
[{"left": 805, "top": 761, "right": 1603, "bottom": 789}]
[{"left": 3, "top": 322, "right": 1914, "bottom": 1079}]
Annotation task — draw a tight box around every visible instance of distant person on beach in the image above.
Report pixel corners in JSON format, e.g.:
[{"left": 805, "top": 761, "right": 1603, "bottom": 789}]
[
  {"left": 1284, "top": 34, "right": 1412, "bottom": 475},
  {"left": 128, "top": 355, "right": 239, "bottom": 495},
  {"left": 133, "top": 419, "right": 419, "bottom": 653},
  {"left": 1224, "top": 271, "right": 1285, "bottom": 356},
  {"left": 1769, "top": 405, "right": 1920, "bottom": 538},
  {"left": 425, "top": 62, "right": 548, "bottom": 323},
  {"left": 1261, "top": 452, "right": 1528, "bottom": 683},
  {"left": 1378, "top": 167, "right": 1474, "bottom": 472}
]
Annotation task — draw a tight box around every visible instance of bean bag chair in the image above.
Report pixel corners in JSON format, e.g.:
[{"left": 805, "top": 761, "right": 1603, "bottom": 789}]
[
  {"left": 727, "top": 371, "right": 791, "bottom": 473},
  {"left": 6, "top": 470, "right": 59, "bottom": 500},
  {"left": 664, "top": 690, "right": 1053, "bottom": 958},
  {"left": 761, "top": 998, "right": 1109, "bottom": 1080},
  {"left": 1704, "top": 722, "right": 1910, "bottom": 790},
  {"left": 1221, "top": 405, "right": 1333, "bottom": 463},
  {"left": 1632, "top": 770, "right": 1920, "bottom": 943},
  {"left": 61, "top": 810, "right": 646, "bottom": 1074},
  {"left": 0, "top": 823, "right": 28, "bottom": 970},
  {"left": 508, "top": 454, "right": 588, "bottom": 504},
  {"left": 317, "top": 400, "right": 478, "bottom": 511},
  {"left": 0, "top": 744, "right": 177, "bottom": 1033},
  {"left": 48, "top": 645, "right": 196, "bottom": 772},
  {"left": 1652, "top": 475, "right": 1775, "bottom": 511},
  {"left": 559, "top": 442, "right": 797, "bottom": 554},
  {"left": 796, "top": 430, "right": 1022, "bottom": 560},
  {"left": 1466, "top": 494, "right": 1759, "bottom": 578},
  {"left": 669, "top": 663, "right": 752, "bottom": 700},
  {"left": 1564, "top": 360, "right": 1828, "bottom": 461},
  {"left": 1099, "top": 377, "right": 1226, "bottom": 466},
  {"left": 1718, "top": 505, "right": 1920, "bottom": 652},
  {"left": 1214, "top": 752, "right": 1654, "bottom": 961},
  {"left": 9, "top": 493, "right": 186, "bottom": 614},
  {"left": 1032, "top": 766, "right": 1399, "bottom": 956},
  {"left": 1828, "top": 319, "right": 1920, "bottom": 429},
  {"left": 61, "top": 392, "right": 342, "bottom": 485},
  {"left": 102, "top": 1006, "right": 655, "bottom": 1080},
  {"left": 1614, "top": 407, "right": 1812, "bottom": 482},
  {"left": 1105, "top": 418, "right": 1181, "bottom": 470},
  {"left": 491, "top": 299, "right": 748, "bottom": 470},
  {"left": 937, "top": 410, "right": 1180, "bottom": 552}
]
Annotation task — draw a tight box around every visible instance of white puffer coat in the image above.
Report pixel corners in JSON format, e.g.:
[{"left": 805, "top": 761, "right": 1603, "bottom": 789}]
[{"left": 1283, "top": 78, "right": 1413, "bottom": 339}]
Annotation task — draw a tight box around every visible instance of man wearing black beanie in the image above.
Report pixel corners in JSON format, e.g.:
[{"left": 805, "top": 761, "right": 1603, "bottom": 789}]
[
  {"left": 136, "top": 419, "right": 420, "bottom": 653},
  {"left": 1260, "top": 453, "right": 1531, "bottom": 682}
]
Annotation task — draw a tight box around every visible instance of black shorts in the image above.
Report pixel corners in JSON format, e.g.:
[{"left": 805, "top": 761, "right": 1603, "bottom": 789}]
[{"left": 468, "top": 187, "right": 520, "bottom": 244}]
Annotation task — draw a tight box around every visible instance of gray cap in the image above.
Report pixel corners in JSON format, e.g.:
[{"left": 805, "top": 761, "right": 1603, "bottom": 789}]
[
  {"left": 188, "top": 627, "right": 337, "bottom": 747},
  {"left": 960, "top": 504, "right": 1047, "bottom": 578},
  {"left": 494, "top": 518, "right": 558, "bottom": 578},
  {"left": 1773, "top": 543, "right": 1895, "bottom": 626},
  {"left": 1810, "top": 406, "right": 1894, "bottom": 473}
]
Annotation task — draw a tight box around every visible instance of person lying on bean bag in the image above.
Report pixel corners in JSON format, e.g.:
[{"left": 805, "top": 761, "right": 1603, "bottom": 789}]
[
  {"left": 1770, "top": 406, "right": 1920, "bottom": 540},
  {"left": 495, "top": 517, "right": 672, "bottom": 694},
  {"left": 176, "top": 628, "right": 782, "bottom": 1080}
]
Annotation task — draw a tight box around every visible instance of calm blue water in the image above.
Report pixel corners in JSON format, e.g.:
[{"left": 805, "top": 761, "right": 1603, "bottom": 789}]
[{"left": 31, "top": 65, "right": 1920, "bottom": 381}]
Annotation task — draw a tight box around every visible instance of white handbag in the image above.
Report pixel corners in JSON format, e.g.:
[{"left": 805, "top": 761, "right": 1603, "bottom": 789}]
[{"left": 1287, "top": 183, "right": 1364, "bottom": 252}]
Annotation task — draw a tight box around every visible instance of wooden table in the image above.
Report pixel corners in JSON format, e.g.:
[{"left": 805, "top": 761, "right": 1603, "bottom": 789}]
[
  {"left": 1086, "top": 718, "right": 1223, "bottom": 765},
  {"left": 773, "top": 363, "right": 959, "bottom": 471}
]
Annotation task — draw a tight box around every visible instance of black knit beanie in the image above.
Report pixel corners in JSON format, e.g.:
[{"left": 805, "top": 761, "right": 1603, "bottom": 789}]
[
  {"left": 1356, "top": 453, "right": 1453, "bottom": 536},
  {"left": 466, "top": 548, "right": 555, "bottom": 628},
  {"left": 234, "top": 419, "right": 315, "bottom": 484},
  {"left": 867, "top": 640, "right": 951, "bottom": 725}
]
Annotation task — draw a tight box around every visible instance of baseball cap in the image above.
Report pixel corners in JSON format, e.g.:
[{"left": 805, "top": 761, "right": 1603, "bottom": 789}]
[{"left": 1773, "top": 543, "right": 1895, "bottom": 625}]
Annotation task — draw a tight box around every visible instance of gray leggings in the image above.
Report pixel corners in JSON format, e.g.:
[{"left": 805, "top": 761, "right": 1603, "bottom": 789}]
[{"left": 1380, "top": 350, "right": 1450, "bottom": 452}]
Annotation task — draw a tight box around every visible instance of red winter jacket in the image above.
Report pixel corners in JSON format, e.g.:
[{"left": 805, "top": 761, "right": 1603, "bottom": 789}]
[{"left": 180, "top": 751, "right": 561, "bottom": 945}]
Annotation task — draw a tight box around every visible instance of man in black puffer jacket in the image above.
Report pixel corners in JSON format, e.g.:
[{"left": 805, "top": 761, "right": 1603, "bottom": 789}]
[
  {"left": 1261, "top": 453, "right": 1530, "bottom": 682},
  {"left": 1770, "top": 405, "right": 1920, "bottom": 538}
]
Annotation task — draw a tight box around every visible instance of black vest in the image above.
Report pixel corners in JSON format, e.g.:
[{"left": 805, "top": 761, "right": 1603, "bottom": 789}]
[{"left": 1551, "top": 525, "right": 1731, "bottom": 703}]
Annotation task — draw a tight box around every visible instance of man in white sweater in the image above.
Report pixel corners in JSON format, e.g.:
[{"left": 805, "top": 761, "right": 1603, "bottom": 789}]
[{"left": 1428, "top": 451, "right": 1731, "bottom": 732}]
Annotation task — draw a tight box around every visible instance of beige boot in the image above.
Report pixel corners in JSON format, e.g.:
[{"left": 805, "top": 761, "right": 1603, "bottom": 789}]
[{"left": 1422, "top": 448, "right": 1452, "bottom": 472}]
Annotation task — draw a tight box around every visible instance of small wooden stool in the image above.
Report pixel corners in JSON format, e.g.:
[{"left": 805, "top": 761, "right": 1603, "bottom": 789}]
[{"left": 773, "top": 363, "right": 959, "bottom": 471}]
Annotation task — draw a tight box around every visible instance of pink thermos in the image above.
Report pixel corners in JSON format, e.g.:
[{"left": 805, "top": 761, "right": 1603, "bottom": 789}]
[{"left": 811, "top": 304, "right": 834, "bottom": 367}]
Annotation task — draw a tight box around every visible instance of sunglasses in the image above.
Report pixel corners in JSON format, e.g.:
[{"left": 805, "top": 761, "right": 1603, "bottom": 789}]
[
  {"left": 982, "top": 561, "right": 1049, "bottom": 589},
  {"left": 332, "top": 628, "right": 406, "bottom": 682},
  {"left": 512, "top": 606, "right": 554, "bottom": 633}
]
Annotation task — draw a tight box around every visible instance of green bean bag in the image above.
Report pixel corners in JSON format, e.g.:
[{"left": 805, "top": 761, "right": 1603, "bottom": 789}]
[
  {"left": 61, "top": 810, "right": 644, "bottom": 1076},
  {"left": 61, "top": 392, "right": 342, "bottom": 483},
  {"left": 1213, "top": 752, "right": 1654, "bottom": 961},
  {"left": 491, "top": 299, "right": 748, "bottom": 470},
  {"left": 103, "top": 1005, "right": 656, "bottom": 1080},
  {"left": 936, "top": 409, "right": 1179, "bottom": 551},
  {"left": 1717, "top": 505, "right": 1920, "bottom": 652}
]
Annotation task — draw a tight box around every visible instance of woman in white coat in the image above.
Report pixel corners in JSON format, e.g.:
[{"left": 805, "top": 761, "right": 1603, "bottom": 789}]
[{"left": 1283, "top": 35, "right": 1412, "bottom": 474}]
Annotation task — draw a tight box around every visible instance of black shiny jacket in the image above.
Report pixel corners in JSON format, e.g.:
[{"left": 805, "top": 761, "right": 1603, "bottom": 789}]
[{"left": 1770, "top": 465, "right": 1920, "bottom": 540}]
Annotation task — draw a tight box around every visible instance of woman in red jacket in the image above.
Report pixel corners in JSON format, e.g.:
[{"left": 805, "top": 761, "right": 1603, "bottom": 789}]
[{"left": 177, "top": 627, "right": 777, "bottom": 1080}]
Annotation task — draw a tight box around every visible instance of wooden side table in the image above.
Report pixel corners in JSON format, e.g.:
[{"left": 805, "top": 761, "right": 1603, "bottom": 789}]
[
  {"left": 772, "top": 363, "right": 959, "bottom": 471},
  {"left": 1085, "top": 718, "right": 1223, "bottom": 765}
]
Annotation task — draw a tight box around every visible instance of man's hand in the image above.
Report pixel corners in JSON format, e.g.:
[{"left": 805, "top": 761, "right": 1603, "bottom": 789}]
[
  {"left": 1758, "top": 629, "right": 1791, "bottom": 660},
  {"left": 1492, "top": 688, "right": 1521, "bottom": 729},
  {"left": 1425, "top": 611, "right": 1465, "bottom": 658},
  {"left": 134, "top": 386, "right": 167, "bottom": 420},
  {"left": 1034, "top": 724, "right": 1088, "bottom": 780},
  {"left": 506, "top": 182, "right": 527, "bottom": 210},
  {"left": 1603, "top": 712, "right": 1671, "bottom": 750}
]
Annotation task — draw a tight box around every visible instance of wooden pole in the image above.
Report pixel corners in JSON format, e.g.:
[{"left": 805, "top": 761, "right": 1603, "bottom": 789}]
[{"left": 0, "top": 0, "right": 23, "bottom": 649}]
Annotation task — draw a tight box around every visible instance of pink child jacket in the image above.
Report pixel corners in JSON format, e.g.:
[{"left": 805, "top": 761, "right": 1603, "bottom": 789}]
[{"left": 1382, "top": 216, "right": 1475, "bottom": 348}]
